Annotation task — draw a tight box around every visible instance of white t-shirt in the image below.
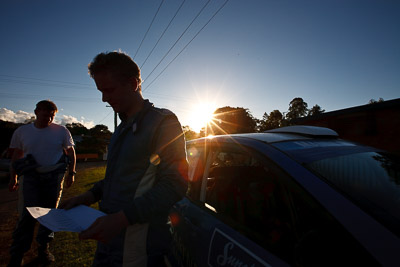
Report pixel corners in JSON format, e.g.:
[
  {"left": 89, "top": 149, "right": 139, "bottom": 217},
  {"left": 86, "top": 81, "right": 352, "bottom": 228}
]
[{"left": 10, "top": 123, "right": 75, "bottom": 166}]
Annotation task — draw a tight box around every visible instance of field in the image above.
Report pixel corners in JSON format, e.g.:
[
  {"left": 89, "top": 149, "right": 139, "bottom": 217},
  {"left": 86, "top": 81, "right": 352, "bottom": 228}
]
[{"left": 0, "top": 162, "right": 106, "bottom": 266}]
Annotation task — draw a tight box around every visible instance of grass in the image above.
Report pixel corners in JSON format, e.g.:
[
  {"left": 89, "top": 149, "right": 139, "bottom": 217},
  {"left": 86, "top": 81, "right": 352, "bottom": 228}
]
[
  {"left": 0, "top": 163, "right": 106, "bottom": 266},
  {"left": 50, "top": 165, "right": 105, "bottom": 266}
]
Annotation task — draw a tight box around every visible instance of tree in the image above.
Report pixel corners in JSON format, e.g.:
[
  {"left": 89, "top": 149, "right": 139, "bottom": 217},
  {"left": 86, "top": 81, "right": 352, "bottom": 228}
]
[
  {"left": 286, "top": 97, "right": 308, "bottom": 121},
  {"left": 66, "top": 124, "right": 111, "bottom": 155},
  {"left": 258, "top": 110, "right": 284, "bottom": 131},
  {"left": 24, "top": 116, "right": 35, "bottom": 124},
  {"left": 182, "top": 126, "right": 199, "bottom": 141},
  {"left": 369, "top": 98, "right": 384, "bottom": 104},
  {"left": 308, "top": 104, "right": 325, "bottom": 116},
  {"left": 89, "top": 124, "right": 112, "bottom": 139},
  {"left": 0, "top": 120, "right": 22, "bottom": 156},
  {"left": 208, "top": 106, "right": 257, "bottom": 135},
  {"left": 66, "top": 122, "right": 89, "bottom": 136}
]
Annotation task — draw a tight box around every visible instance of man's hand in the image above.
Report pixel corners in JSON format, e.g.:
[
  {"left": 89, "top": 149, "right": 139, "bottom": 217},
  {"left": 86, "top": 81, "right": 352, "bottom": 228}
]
[
  {"left": 59, "top": 191, "right": 95, "bottom": 210},
  {"left": 65, "top": 173, "right": 75, "bottom": 188},
  {"left": 79, "top": 211, "right": 129, "bottom": 244},
  {"left": 9, "top": 148, "right": 23, "bottom": 192},
  {"left": 8, "top": 177, "right": 19, "bottom": 192}
]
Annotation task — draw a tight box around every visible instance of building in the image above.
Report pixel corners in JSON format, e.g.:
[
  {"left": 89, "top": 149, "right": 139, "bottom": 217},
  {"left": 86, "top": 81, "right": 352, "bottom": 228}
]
[{"left": 293, "top": 98, "right": 400, "bottom": 154}]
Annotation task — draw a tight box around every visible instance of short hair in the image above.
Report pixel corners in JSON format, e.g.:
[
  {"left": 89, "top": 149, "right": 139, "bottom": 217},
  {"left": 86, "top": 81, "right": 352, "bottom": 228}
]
[
  {"left": 88, "top": 51, "right": 142, "bottom": 90},
  {"left": 36, "top": 100, "right": 58, "bottom": 112}
]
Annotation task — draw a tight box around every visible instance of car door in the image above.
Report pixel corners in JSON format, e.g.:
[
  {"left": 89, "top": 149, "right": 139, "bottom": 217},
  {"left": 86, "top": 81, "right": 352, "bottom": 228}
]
[{"left": 168, "top": 139, "right": 289, "bottom": 267}]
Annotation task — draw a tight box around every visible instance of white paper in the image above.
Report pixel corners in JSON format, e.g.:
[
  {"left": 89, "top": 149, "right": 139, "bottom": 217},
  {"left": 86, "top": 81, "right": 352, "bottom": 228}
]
[{"left": 27, "top": 205, "right": 106, "bottom": 232}]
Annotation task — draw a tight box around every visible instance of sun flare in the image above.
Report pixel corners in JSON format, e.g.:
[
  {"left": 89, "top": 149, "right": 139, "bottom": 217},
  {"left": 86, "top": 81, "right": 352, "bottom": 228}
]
[{"left": 188, "top": 102, "right": 217, "bottom": 132}]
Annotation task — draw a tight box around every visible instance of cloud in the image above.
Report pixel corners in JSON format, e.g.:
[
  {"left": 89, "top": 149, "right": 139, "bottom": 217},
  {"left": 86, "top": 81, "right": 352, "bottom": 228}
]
[
  {"left": 56, "top": 115, "right": 95, "bottom": 129},
  {"left": 0, "top": 108, "right": 34, "bottom": 123},
  {"left": 0, "top": 108, "right": 95, "bottom": 129}
]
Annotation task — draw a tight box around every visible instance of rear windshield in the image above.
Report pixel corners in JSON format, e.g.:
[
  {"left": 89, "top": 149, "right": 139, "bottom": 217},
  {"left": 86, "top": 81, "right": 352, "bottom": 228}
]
[{"left": 273, "top": 140, "right": 400, "bottom": 237}]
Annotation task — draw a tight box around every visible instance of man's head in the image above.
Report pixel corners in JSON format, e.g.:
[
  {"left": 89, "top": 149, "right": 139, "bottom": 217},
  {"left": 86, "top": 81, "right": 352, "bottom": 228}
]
[
  {"left": 35, "top": 100, "right": 58, "bottom": 112},
  {"left": 88, "top": 51, "right": 144, "bottom": 119},
  {"left": 34, "top": 100, "right": 58, "bottom": 127},
  {"left": 88, "top": 51, "right": 142, "bottom": 92}
]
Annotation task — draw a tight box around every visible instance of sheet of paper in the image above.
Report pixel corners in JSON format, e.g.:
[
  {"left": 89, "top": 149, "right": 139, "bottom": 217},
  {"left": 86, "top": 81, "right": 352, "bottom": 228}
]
[{"left": 27, "top": 205, "right": 106, "bottom": 232}]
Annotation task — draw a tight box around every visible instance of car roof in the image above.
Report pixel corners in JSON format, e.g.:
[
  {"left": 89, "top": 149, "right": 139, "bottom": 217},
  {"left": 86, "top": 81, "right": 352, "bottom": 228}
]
[{"left": 188, "top": 126, "right": 339, "bottom": 145}]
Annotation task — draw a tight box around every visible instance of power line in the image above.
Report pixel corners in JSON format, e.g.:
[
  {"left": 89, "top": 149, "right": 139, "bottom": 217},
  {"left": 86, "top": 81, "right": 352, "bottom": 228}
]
[
  {"left": 142, "top": 0, "right": 211, "bottom": 84},
  {"left": 0, "top": 78, "right": 95, "bottom": 90},
  {"left": 0, "top": 93, "right": 99, "bottom": 103},
  {"left": 0, "top": 88, "right": 197, "bottom": 103},
  {"left": 0, "top": 74, "right": 93, "bottom": 88},
  {"left": 140, "top": 0, "right": 186, "bottom": 69},
  {"left": 96, "top": 110, "right": 114, "bottom": 124},
  {"left": 133, "top": 0, "right": 165, "bottom": 60},
  {"left": 143, "top": 0, "right": 230, "bottom": 91}
]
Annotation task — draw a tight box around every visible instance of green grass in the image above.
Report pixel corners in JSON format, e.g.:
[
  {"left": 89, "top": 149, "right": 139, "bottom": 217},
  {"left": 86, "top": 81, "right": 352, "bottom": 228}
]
[
  {"left": 50, "top": 165, "right": 105, "bottom": 266},
  {"left": 0, "top": 164, "right": 106, "bottom": 266}
]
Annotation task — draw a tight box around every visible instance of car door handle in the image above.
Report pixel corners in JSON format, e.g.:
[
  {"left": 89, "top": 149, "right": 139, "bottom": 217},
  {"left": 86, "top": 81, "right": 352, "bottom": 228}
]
[{"left": 184, "top": 217, "right": 201, "bottom": 228}]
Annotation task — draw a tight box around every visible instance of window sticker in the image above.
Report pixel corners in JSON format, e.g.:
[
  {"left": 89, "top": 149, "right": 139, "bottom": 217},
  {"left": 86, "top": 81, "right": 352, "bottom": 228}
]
[{"left": 208, "top": 228, "right": 272, "bottom": 267}]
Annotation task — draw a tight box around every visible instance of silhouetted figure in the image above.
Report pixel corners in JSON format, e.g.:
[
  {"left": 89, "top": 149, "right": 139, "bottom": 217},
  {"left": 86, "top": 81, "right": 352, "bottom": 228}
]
[
  {"left": 8, "top": 100, "right": 76, "bottom": 266},
  {"left": 61, "top": 51, "right": 188, "bottom": 266}
]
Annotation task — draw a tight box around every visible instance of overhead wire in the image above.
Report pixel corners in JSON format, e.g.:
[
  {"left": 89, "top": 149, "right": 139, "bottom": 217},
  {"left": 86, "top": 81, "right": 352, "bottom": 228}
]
[
  {"left": 0, "top": 74, "right": 93, "bottom": 87},
  {"left": 0, "top": 75, "right": 197, "bottom": 102},
  {"left": 96, "top": 110, "right": 114, "bottom": 124},
  {"left": 0, "top": 92, "right": 99, "bottom": 103},
  {"left": 0, "top": 78, "right": 94, "bottom": 90},
  {"left": 142, "top": 0, "right": 211, "bottom": 84},
  {"left": 143, "top": 0, "right": 230, "bottom": 91},
  {"left": 133, "top": 0, "right": 165, "bottom": 60},
  {"left": 140, "top": 0, "right": 186, "bottom": 69}
]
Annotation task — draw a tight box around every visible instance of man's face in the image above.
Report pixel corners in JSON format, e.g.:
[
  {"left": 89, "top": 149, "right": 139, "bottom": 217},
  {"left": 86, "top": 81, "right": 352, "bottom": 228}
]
[
  {"left": 35, "top": 108, "right": 56, "bottom": 126},
  {"left": 94, "top": 71, "right": 137, "bottom": 115}
]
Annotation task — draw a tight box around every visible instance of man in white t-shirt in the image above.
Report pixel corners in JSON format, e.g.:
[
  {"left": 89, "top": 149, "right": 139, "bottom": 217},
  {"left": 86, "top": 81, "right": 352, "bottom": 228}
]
[{"left": 7, "top": 100, "right": 76, "bottom": 267}]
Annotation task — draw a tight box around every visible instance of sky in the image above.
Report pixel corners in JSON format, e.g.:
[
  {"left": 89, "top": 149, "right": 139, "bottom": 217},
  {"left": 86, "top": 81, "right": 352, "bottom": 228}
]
[{"left": 0, "top": 0, "right": 399, "bottom": 132}]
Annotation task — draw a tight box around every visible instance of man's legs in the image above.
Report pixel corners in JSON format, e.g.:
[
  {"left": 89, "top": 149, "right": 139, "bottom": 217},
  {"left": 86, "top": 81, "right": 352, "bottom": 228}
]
[
  {"left": 36, "top": 173, "right": 64, "bottom": 263},
  {"left": 8, "top": 174, "right": 40, "bottom": 266}
]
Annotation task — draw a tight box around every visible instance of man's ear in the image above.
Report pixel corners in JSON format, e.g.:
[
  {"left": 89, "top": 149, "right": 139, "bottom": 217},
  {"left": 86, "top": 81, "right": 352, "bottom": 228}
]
[{"left": 130, "top": 77, "right": 139, "bottom": 92}]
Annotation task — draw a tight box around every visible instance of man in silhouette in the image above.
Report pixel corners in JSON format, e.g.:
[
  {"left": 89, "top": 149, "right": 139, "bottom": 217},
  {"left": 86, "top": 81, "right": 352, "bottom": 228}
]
[
  {"left": 8, "top": 100, "right": 76, "bottom": 266},
  {"left": 62, "top": 51, "right": 188, "bottom": 266}
]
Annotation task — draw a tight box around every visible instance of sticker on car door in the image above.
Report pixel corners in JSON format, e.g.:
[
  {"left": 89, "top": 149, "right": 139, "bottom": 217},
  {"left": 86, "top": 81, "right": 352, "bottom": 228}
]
[{"left": 208, "top": 228, "right": 272, "bottom": 267}]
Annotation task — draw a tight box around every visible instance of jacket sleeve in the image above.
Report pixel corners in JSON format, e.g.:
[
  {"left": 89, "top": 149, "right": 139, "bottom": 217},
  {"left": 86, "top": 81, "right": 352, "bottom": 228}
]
[
  {"left": 123, "top": 115, "right": 188, "bottom": 224},
  {"left": 89, "top": 179, "right": 104, "bottom": 202}
]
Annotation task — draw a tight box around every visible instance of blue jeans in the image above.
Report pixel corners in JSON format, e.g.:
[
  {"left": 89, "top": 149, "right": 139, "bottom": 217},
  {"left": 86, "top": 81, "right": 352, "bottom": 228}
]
[{"left": 9, "top": 171, "right": 64, "bottom": 256}]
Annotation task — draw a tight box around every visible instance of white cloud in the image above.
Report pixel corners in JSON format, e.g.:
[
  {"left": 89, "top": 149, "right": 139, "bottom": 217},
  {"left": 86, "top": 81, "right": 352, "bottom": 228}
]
[
  {"left": 0, "top": 108, "right": 34, "bottom": 123},
  {"left": 56, "top": 115, "right": 95, "bottom": 129},
  {"left": 0, "top": 108, "right": 95, "bottom": 129}
]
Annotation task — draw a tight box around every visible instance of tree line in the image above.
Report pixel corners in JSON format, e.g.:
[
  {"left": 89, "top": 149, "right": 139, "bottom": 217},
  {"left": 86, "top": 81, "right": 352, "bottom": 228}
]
[
  {"left": 183, "top": 97, "right": 326, "bottom": 140},
  {"left": 0, "top": 97, "right": 384, "bottom": 155},
  {"left": 0, "top": 121, "right": 112, "bottom": 157}
]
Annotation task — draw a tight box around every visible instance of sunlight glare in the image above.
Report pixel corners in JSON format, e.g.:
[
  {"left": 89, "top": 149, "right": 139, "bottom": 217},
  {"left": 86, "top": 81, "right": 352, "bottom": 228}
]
[{"left": 189, "top": 102, "right": 217, "bottom": 132}]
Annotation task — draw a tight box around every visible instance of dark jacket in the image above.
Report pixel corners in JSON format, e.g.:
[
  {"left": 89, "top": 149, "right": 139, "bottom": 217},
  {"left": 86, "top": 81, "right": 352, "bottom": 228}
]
[{"left": 90, "top": 100, "right": 188, "bottom": 266}]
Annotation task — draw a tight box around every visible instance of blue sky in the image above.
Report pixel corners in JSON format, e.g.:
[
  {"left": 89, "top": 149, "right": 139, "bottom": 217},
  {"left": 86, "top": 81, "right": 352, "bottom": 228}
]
[{"left": 0, "top": 0, "right": 399, "bottom": 132}]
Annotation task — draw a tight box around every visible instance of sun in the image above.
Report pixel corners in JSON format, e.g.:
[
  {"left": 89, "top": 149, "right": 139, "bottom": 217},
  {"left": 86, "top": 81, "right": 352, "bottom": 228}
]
[{"left": 188, "top": 102, "right": 217, "bottom": 132}]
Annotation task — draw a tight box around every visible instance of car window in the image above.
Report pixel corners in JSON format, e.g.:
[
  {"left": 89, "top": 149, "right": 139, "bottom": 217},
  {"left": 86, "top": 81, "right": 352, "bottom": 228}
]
[
  {"left": 307, "top": 151, "right": 400, "bottom": 237},
  {"left": 202, "top": 144, "right": 377, "bottom": 266}
]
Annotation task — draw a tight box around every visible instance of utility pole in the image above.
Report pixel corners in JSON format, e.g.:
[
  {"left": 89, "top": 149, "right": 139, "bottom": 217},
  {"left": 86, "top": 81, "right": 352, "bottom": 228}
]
[
  {"left": 107, "top": 105, "right": 118, "bottom": 132},
  {"left": 114, "top": 111, "right": 117, "bottom": 132}
]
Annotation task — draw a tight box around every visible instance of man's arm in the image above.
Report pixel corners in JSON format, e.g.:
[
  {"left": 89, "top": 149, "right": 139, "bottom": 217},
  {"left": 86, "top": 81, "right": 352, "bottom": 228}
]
[
  {"left": 60, "top": 190, "right": 96, "bottom": 210},
  {"left": 9, "top": 148, "right": 24, "bottom": 192},
  {"left": 80, "top": 115, "right": 188, "bottom": 244},
  {"left": 65, "top": 146, "right": 76, "bottom": 188}
]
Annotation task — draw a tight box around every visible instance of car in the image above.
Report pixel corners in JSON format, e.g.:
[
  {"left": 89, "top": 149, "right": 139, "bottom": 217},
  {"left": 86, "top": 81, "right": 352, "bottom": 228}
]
[{"left": 166, "top": 126, "right": 400, "bottom": 267}]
